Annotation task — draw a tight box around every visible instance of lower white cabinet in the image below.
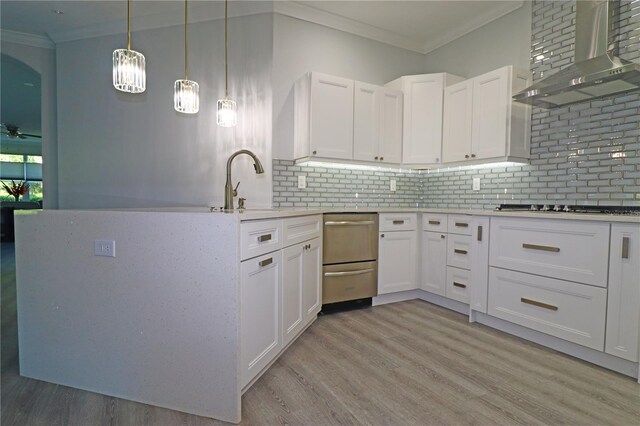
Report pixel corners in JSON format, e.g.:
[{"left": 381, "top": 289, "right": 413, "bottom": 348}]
[
  {"left": 445, "top": 266, "right": 470, "bottom": 303},
  {"left": 469, "top": 217, "right": 490, "bottom": 313},
  {"left": 240, "top": 251, "right": 282, "bottom": 388},
  {"left": 421, "top": 231, "right": 447, "bottom": 296},
  {"left": 378, "top": 230, "right": 417, "bottom": 294},
  {"left": 605, "top": 223, "right": 640, "bottom": 362}
]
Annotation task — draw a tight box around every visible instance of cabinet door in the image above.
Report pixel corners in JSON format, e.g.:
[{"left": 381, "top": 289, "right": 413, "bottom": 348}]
[
  {"left": 353, "top": 82, "right": 379, "bottom": 162},
  {"left": 378, "top": 230, "right": 417, "bottom": 294},
  {"left": 310, "top": 73, "right": 354, "bottom": 160},
  {"left": 378, "top": 87, "right": 403, "bottom": 164},
  {"left": 421, "top": 231, "right": 447, "bottom": 296},
  {"left": 605, "top": 223, "right": 640, "bottom": 362},
  {"left": 442, "top": 80, "right": 473, "bottom": 163},
  {"left": 241, "top": 251, "right": 282, "bottom": 388},
  {"left": 303, "top": 238, "right": 322, "bottom": 324},
  {"left": 470, "top": 217, "right": 490, "bottom": 313},
  {"left": 402, "top": 74, "right": 445, "bottom": 164},
  {"left": 282, "top": 244, "right": 305, "bottom": 347},
  {"left": 472, "top": 67, "right": 510, "bottom": 160}
]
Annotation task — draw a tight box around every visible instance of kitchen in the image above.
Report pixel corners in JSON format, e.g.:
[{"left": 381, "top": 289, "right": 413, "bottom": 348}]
[{"left": 2, "top": 0, "right": 639, "bottom": 424}]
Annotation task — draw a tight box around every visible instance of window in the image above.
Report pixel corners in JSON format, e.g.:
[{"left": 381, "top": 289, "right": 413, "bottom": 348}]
[{"left": 0, "top": 154, "right": 43, "bottom": 201}]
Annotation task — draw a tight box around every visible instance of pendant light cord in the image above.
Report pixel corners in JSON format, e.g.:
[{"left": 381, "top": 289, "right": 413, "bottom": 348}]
[
  {"left": 225, "top": 0, "right": 229, "bottom": 97},
  {"left": 127, "top": 0, "right": 131, "bottom": 50},
  {"left": 184, "top": 0, "right": 188, "bottom": 80}
]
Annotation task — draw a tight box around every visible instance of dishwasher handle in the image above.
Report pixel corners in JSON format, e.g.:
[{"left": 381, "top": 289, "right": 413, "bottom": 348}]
[
  {"left": 324, "top": 268, "right": 374, "bottom": 277},
  {"left": 325, "top": 221, "right": 376, "bottom": 226}
]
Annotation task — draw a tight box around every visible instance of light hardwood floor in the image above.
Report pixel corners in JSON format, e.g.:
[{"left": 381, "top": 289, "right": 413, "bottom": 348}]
[{"left": 2, "top": 242, "right": 639, "bottom": 425}]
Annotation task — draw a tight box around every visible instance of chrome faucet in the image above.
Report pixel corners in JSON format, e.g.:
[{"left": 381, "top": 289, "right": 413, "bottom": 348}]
[{"left": 224, "top": 149, "right": 264, "bottom": 210}]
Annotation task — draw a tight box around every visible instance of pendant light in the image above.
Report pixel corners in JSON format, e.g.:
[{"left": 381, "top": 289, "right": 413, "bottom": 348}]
[
  {"left": 174, "top": 0, "right": 199, "bottom": 113},
  {"left": 217, "top": 0, "right": 236, "bottom": 127},
  {"left": 113, "top": 0, "right": 146, "bottom": 93}
]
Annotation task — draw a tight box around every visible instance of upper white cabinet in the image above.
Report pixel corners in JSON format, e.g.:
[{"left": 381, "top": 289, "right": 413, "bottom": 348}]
[
  {"left": 353, "top": 83, "right": 403, "bottom": 164},
  {"left": 386, "top": 73, "right": 464, "bottom": 165},
  {"left": 295, "top": 72, "right": 354, "bottom": 161},
  {"left": 442, "top": 66, "right": 531, "bottom": 165},
  {"left": 295, "top": 72, "right": 402, "bottom": 165},
  {"left": 605, "top": 223, "right": 639, "bottom": 362}
]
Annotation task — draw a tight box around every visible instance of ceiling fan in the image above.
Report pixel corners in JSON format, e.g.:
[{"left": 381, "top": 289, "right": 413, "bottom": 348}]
[{"left": 0, "top": 124, "right": 41, "bottom": 139}]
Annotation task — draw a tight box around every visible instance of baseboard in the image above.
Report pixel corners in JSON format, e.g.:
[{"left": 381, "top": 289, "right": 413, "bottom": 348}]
[{"left": 373, "top": 290, "right": 423, "bottom": 306}]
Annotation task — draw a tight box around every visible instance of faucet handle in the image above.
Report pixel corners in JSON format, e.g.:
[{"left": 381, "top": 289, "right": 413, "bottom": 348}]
[{"left": 233, "top": 181, "right": 240, "bottom": 197}]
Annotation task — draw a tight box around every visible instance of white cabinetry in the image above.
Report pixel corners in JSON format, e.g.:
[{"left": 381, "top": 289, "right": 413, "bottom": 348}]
[
  {"left": 354, "top": 82, "right": 403, "bottom": 164},
  {"left": 240, "top": 251, "right": 282, "bottom": 388},
  {"left": 378, "top": 214, "right": 418, "bottom": 294},
  {"left": 240, "top": 215, "right": 322, "bottom": 389},
  {"left": 386, "top": 73, "right": 464, "bottom": 165},
  {"left": 605, "top": 223, "right": 640, "bottom": 362},
  {"left": 445, "top": 215, "right": 473, "bottom": 304},
  {"left": 442, "top": 66, "right": 531, "bottom": 165},
  {"left": 421, "top": 214, "right": 448, "bottom": 296},
  {"left": 469, "top": 217, "right": 490, "bottom": 314},
  {"left": 295, "top": 72, "right": 354, "bottom": 161}
]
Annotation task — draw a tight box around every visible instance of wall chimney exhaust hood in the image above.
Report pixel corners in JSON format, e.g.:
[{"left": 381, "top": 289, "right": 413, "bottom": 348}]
[{"left": 513, "top": 0, "right": 640, "bottom": 109}]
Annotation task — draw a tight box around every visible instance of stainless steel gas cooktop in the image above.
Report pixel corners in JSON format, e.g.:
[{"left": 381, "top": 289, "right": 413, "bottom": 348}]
[{"left": 495, "top": 204, "right": 640, "bottom": 215}]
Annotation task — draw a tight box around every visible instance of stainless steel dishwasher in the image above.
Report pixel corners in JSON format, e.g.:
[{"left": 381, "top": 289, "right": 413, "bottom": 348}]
[{"left": 322, "top": 213, "right": 378, "bottom": 305}]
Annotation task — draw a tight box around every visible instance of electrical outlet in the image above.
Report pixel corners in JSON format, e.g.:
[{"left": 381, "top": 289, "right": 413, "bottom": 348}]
[
  {"left": 390, "top": 179, "right": 397, "bottom": 192},
  {"left": 94, "top": 240, "right": 116, "bottom": 257},
  {"left": 297, "top": 175, "right": 307, "bottom": 189},
  {"left": 473, "top": 177, "right": 481, "bottom": 191}
]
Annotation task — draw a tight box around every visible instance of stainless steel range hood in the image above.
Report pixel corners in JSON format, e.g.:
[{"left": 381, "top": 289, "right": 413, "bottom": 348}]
[{"left": 513, "top": 0, "right": 640, "bottom": 109}]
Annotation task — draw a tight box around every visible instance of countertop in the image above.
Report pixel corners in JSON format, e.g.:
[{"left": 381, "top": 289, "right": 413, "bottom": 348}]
[{"left": 17, "top": 206, "right": 640, "bottom": 223}]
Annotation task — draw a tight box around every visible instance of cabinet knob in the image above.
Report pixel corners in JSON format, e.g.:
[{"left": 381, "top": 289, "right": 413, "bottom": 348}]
[
  {"left": 374, "top": 156, "right": 379, "bottom": 160},
  {"left": 380, "top": 156, "right": 384, "bottom": 161},
  {"left": 381, "top": 234, "right": 385, "bottom": 238},
  {"left": 465, "top": 154, "right": 470, "bottom": 159},
  {"left": 312, "top": 150, "right": 317, "bottom": 155},
  {"left": 471, "top": 154, "right": 476, "bottom": 158},
  {"left": 441, "top": 235, "right": 445, "bottom": 239}
]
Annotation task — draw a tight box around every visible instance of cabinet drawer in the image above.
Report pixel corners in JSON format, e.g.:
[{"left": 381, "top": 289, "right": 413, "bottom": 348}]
[
  {"left": 240, "top": 219, "right": 283, "bottom": 261},
  {"left": 447, "top": 215, "right": 472, "bottom": 235},
  {"left": 447, "top": 234, "right": 471, "bottom": 270},
  {"left": 379, "top": 213, "right": 417, "bottom": 231},
  {"left": 446, "top": 266, "right": 470, "bottom": 304},
  {"left": 488, "top": 267, "right": 606, "bottom": 350},
  {"left": 422, "top": 213, "right": 448, "bottom": 232},
  {"left": 489, "top": 217, "right": 609, "bottom": 286},
  {"left": 283, "top": 215, "right": 322, "bottom": 248}
]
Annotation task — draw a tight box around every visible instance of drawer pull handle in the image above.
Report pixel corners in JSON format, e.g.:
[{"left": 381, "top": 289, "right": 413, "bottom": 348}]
[
  {"left": 521, "top": 297, "right": 558, "bottom": 311},
  {"left": 324, "top": 268, "right": 374, "bottom": 277},
  {"left": 453, "top": 282, "right": 467, "bottom": 288},
  {"left": 455, "top": 222, "right": 469, "bottom": 228},
  {"left": 522, "top": 243, "right": 560, "bottom": 253},
  {"left": 257, "top": 234, "right": 272, "bottom": 242},
  {"left": 393, "top": 220, "right": 405, "bottom": 225},
  {"left": 454, "top": 249, "right": 468, "bottom": 255},
  {"left": 622, "top": 237, "right": 629, "bottom": 259},
  {"left": 258, "top": 258, "right": 273, "bottom": 267},
  {"left": 428, "top": 220, "right": 441, "bottom": 225},
  {"left": 325, "top": 221, "right": 375, "bottom": 226},
  {"left": 477, "top": 225, "right": 483, "bottom": 242}
]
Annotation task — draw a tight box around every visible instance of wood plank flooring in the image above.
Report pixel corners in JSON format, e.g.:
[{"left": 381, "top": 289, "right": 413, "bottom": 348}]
[{"left": 2, "top": 242, "right": 639, "bottom": 425}]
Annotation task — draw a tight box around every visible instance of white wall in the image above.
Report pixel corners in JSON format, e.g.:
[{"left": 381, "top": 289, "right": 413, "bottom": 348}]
[
  {"left": 1, "top": 40, "right": 58, "bottom": 208},
  {"left": 272, "top": 13, "right": 426, "bottom": 160},
  {"left": 422, "top": 5, "right": 532, "bottom": 78},
  {"left": 57, "top": 12, "right": 273, "bottom": 209}
]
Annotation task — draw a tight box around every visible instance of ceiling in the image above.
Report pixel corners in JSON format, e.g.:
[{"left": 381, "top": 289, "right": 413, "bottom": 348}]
[{"left": 0, "top": 1, "right": 524, "bottom": 139}]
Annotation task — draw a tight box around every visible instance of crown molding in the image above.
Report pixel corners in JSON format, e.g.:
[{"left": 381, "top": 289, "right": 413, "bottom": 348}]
[
  {"left": 48, "top": 2, "right": 273, "bottom": 44},
  {"left": 1, "top": 30, "right": 55, "bottom": 49},
  {"left": 422, "top": 1, "right": 524, "bottom": 54},
  {"left": 274, "top": 1, "right": 425, "bottom": 54}
]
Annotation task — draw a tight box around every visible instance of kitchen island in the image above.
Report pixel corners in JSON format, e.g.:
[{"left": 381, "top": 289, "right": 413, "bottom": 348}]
[{"left": 14, "top": 207, "right": 639, "bottom": 422}]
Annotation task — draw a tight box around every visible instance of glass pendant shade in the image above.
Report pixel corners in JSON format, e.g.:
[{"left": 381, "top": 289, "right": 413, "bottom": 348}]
[
  {"left": 217, "top": 98, "right": 237, "bottom": 127},
  {"left": 113, "top": 48, "right": 146, "bottom": 93},
  {"left": 174, "top": 80, "right": 199, "bottom": 113}
]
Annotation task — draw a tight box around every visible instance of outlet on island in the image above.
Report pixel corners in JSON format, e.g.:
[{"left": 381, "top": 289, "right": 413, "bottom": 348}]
[{"left": 94, "top": 239, "right": 116, "bottom": 257}]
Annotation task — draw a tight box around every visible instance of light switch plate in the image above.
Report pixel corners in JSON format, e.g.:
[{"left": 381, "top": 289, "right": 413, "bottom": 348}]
[
  {"left": 473, "top": 177, "right": 481, "bottom": 191},
  {"left": 94, "top": 240, "right": 116, "bottom": 257},
  {"left": 390, "top": 179, "right": 397, "bottom": 192},
  {"left": 297, "top": 175, "right": 307, "bottom": 189}
]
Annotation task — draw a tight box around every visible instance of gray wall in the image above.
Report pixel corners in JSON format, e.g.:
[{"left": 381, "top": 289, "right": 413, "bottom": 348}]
[
  {"left": 57, "top": 12, "right": 273, "bottom": 209},
  {"left": 1, "top": 41, "right": 58, "bottom": 208},
  {"left": 272, "top": 13, "right": 426, "bottom": 160},
  {"left": 422, "top": 5, "right": 532, "bottom": 78}
]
